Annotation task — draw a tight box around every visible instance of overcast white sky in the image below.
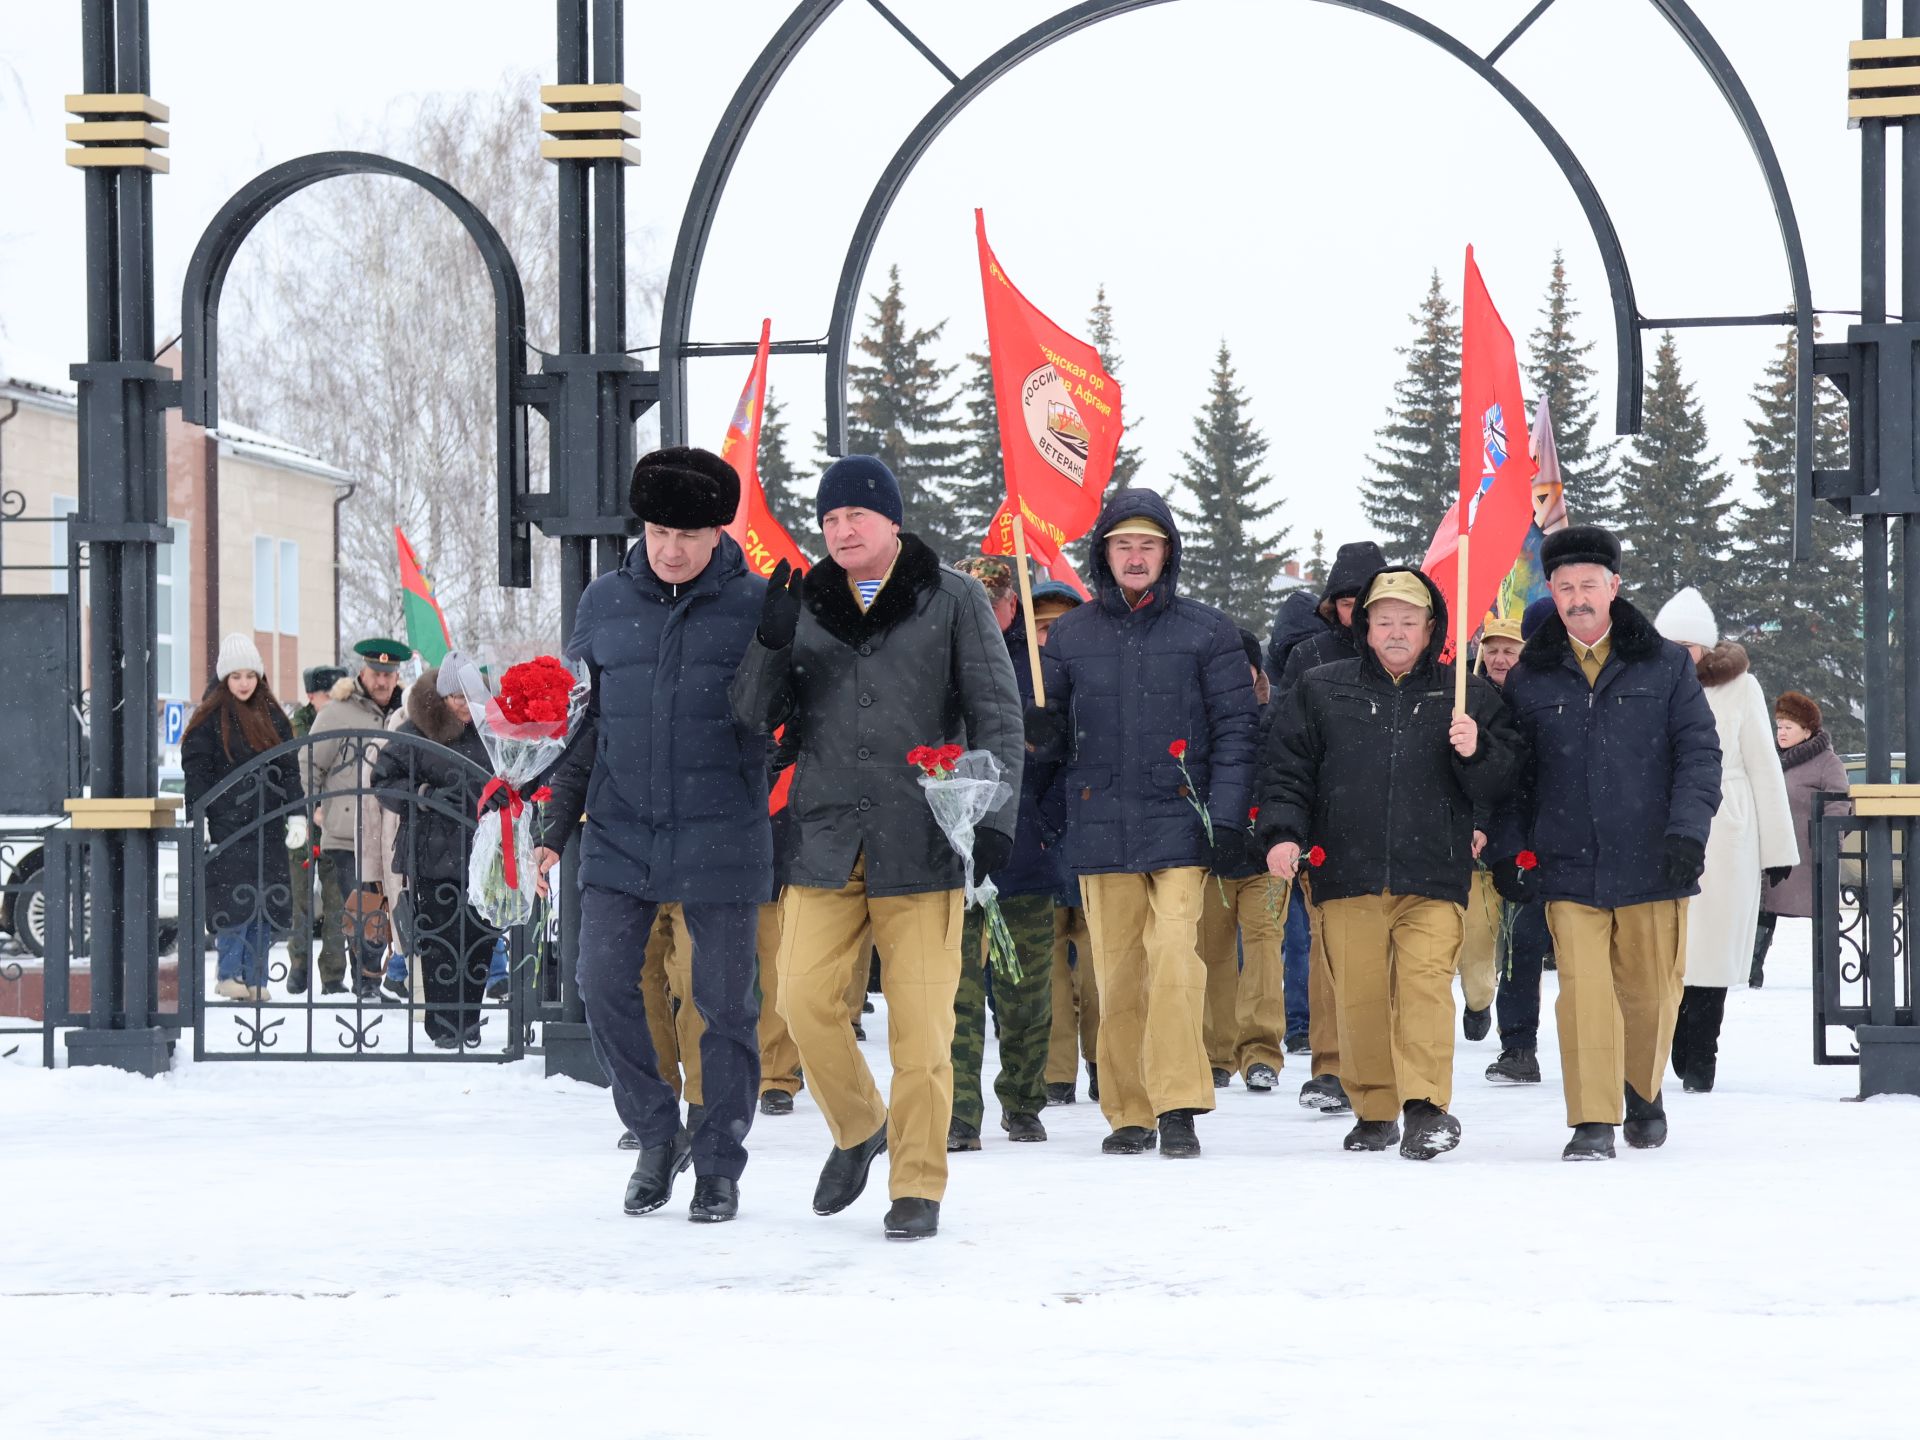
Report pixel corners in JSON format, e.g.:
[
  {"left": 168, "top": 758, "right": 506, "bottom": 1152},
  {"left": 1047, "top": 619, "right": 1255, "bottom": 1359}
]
[{"left": 0, "top": 0, "right": 1884, "bottom": 559}]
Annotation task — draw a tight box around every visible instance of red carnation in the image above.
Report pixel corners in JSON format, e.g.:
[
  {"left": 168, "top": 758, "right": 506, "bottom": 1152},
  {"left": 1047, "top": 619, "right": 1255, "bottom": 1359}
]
[
  {"left": 905, "top": 746, "right": 931, "bottom": 769},
  {"left": 1169, "top": 738, "right": 1188, "bottom": 759},
  {"left": 937, "top": 744, "right": 964, "bottom": 767},
  {"left": 1248, "top": 806, "right": 1259, "bottom": 823},
  {"left": 1516, "top": 850, "right": 1538, "bottom": 872},
  {"left": 1306, "top": 845, "right": 1326, "bottom": 868},
  {"left": 495, "top": 655, "right": 577, "bottom": 735}
]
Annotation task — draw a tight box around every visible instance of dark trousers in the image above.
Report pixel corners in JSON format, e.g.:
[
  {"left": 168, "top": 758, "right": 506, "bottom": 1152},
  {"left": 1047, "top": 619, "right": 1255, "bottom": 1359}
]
[
  {"left": 1672, "top": 984, "right": 1729, "bottom": 1089},
  {"left": 1495, "top": 900, "right": 1552, "bottom": 1051},
  {"left": 577, "top": 885, "right": 761, "bottom": 1181},
  {"left": 325, "top": 848, "right": 389, "bottom": 986},
  {"left": 411, "top": 876, "right": 500, "bottom": 1043},
  {"left": 1282, "top": 895, "right": 1311, "bottom": 1037}
]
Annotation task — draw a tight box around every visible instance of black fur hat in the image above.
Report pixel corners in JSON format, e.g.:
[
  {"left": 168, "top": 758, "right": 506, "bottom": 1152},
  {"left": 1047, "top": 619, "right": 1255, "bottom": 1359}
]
[
  {"left": 629, "top": 446, "right": 741, "bottom": 530},
  {"left": 1540, "top": 524, "right": 1621, "bottom": 576}
]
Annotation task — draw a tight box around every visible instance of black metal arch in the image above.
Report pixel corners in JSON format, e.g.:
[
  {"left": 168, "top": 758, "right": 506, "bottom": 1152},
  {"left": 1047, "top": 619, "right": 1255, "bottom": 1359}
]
[{"left": 177, "top": 151, "right": 530, "bottom": 532}]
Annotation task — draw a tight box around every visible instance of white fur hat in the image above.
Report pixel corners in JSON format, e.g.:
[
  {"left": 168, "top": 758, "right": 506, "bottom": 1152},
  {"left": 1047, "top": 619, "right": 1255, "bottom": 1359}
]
[
  {"left": 1654, "top": 587, "right": 1718, "bottom": 650},
  {"left": 215, "top": 632, "right": 267, "bottom": 680}
]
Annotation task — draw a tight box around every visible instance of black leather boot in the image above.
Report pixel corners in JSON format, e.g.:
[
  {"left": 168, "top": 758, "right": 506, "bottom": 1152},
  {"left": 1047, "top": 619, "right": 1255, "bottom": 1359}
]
[
  {"left": 883, "top": 1197, "right": 939, "bottom": 1240},
  {"left": 623, "top": 1128, "right": 693, "bottom": 1215},
  {"left": 688, "top": 1175, "right": 738, "bottom": 1223},
  {"left": 812, "top": 1122, "right": 888, "bottom": 1215},
  {"left": 1623, "top": 1084, "right": 1668, "bottom": 1149}
]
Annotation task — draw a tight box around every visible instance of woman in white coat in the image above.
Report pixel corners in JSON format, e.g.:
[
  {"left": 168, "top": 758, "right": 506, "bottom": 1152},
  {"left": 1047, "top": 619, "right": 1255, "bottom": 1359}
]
[{"left": 1653, "top": 588, "right": 1798, "bottom": 1092}]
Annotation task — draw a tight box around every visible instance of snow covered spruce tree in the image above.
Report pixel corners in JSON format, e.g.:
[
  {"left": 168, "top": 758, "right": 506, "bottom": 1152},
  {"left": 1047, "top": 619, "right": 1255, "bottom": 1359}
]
[
  {"left": 1088, "top": 282, "right": 1145, "bottom": 490},
  {"left": 1173, "top": 340, "right": 1290, "bottom": 631},
  {"left": 838, "top": 264, "right": 969, "bottom": 555},
  {"left": 1732, "top": 331, "right": 1863, "bottom": 751},
  {"left": 1362, "top": 270, "right": 1460, "bottom": 565},
  {"left": 1528, "top": 250, "right": 1617, "bottom": 527},
  {"left": 1614, "top": 332, "right": 1737, "bottom": 611},
  {"left": 757, "top": 388, "right": 816, "bottom": 554},
  {"left": 951, "top": 348, "right": 1009, "bottom": 556}
]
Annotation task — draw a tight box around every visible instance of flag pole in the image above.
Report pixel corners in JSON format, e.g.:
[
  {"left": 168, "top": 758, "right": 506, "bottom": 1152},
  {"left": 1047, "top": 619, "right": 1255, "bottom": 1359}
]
[
  {"left": 1011, "top": 513, "right": 1047, "bottom": 708},
  {"left": 1454, "top": 530, "right": 1470, "bottom": 715}
]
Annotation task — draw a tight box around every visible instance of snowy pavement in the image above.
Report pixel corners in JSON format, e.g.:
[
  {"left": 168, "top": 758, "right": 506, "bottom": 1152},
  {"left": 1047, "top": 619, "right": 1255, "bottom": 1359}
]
[{"left": 3, "top": 919, "right": 1916, "bottom": 1439}]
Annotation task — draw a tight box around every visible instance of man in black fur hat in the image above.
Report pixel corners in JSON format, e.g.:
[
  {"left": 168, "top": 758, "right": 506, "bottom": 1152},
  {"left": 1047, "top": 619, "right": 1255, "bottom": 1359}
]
[
  {"left": 730, "top": 454, "right": 1024, "bottom": 1241},
  {"left": 532, "top": 445, "right": 772, "bottom": 1224},
  {"left": 1487, "top": 525, "right": 1721, "bottom": 1161}
]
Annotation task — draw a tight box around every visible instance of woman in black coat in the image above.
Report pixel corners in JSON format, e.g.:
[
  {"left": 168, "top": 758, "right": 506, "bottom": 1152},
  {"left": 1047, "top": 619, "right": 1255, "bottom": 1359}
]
[
  {"left": 181, "top": 635, "right": 302, "bottom": 1002},
  {"left": 371, "top": 662, "right": 499, "bottom": 1048}
]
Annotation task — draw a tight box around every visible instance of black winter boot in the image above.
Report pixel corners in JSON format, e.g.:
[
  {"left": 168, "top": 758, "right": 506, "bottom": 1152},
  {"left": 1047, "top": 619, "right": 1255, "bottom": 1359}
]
[
  {"left": 688, "top": 1175, "right": 738, "bottom": 1223},
  {"left": 813, "top": 1122, "right": 888, "bottom": 1215},
  {"left": 1562, "top": 1123, "right": 1616, "bottom": 1161},
  {"left": 286, "top": 968, "right": 310, "bottom": 996},
  {"left": 1157, "top": 1110, "right": 1201, "bottom": 1158},
  {"left": 947, "top": 1117, "right": 982, "bottom": 1152},
  {"left": 1245, "top": 1063, "right": 1279, "bottom": 1092},
  {"left": 1670, "top": 999, "right": 1692, "bottom": 1084},
  {"left": 1045, "top": 1082, "right": 1076, "bottom": 1106},
  {"left": 1680, "top": 985, "right": 1727, "bottom": 1093},
  {"left": 1211, "top": 1066, "right": 1232, "bottom": 1089},
  {"left": 1623, "top": 1084, "right": 1668, "bottom": 1149},
  {"left": 883, "top": 1197, "right": 939, "bottom": 1240},
  {"left": 1485, "top": 1048, "right": 1542, "bottom": 1084},
  {"left": 1399, "top": 1099, "right": 1461, "bottom": 1160},
  {"left": 758, "top": 1089, "right": 794, "bottom": 1117},
  {"left": 1101, "top": 1126, "right": 1157, "bottom": 1155},
  {"left": 623, "top": 1128, "right": 694, "bottom": 1215},
  {"left": 1750, "top": 911, "right": 1776, "bottom": 988},
  {"left": 1462, "top": 1006, "right": 1492, "bottom": 1042},
  {"left": 1298, "top": 1073, "right": 1352, "bottom": 1114},
  {"left": 1087, "top": 1062, "right": 1099, "bottom": 1102},
  {"left": 1342, "top": 1118, "right": 1400, "bottom": 1152},
  {"left": 1001, "top": 1111, "right": 1047, "bottom": 1142}
]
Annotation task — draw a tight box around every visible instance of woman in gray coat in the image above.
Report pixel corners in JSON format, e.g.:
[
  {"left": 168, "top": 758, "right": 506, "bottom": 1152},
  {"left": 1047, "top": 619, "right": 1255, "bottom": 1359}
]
[{"left": 1752, "top": 690, "right": 1851, "bottom": 987}]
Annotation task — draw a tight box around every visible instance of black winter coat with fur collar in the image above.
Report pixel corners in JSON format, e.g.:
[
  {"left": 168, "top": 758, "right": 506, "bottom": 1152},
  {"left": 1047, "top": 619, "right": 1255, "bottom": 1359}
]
[{"left": 370, "top": 680, "right": 491, "bottom": 884}]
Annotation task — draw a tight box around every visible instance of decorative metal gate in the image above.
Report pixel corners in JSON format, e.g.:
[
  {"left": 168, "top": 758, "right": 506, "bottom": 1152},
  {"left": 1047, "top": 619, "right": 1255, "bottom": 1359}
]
[{"left": 1813, "top": 800, "right": 1914, "bottom": 1066}]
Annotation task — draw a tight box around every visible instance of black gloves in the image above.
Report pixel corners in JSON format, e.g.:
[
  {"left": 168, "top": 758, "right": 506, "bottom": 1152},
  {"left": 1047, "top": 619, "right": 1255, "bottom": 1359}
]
[
  {"left": 1663, "top": 834, "right": 1707, "bottom": 890},
  {"left": 1023, "top": 704, "right": 1068, "bottom": 752},
  {"left": 758, "top": 559, "right": 805, "bottom": 649},
  {"left": 972, "top": 828, "right": 1014, "bottom": 883},
  {"left": 1765, "top": 864, "right": 1792, "bottom": 888},
  {"left": 1210, "top": 827, "right": 1251, "bottom": 875},
  {"left": 1488, "top": 857, "right": 1535, "bottom": 905}
]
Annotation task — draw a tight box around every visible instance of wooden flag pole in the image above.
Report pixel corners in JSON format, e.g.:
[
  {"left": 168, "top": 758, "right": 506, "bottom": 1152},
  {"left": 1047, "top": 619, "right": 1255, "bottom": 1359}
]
[
  {"left": 1454, "top": 529, "right": 1471, "bottom": 715},
  {"left": 1012, "top": 512, "right": 1047, "bottom": 708}
]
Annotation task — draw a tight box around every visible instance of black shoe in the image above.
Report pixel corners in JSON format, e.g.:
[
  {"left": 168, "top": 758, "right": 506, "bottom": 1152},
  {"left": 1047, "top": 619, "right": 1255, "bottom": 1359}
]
[
  {"left": 321, "top": 978, "right": 349, "bottom": 995},
  {"left": 430, "top": 1032, "right": 460, "bottom": 1051},
  {"left": 1683, "top": 1065, "right": 1716, "bottom": 1094},
  {"left": 1462, "top": 1006, "right": 1491, "bottom": 1042},
  {"left": 1245, "top": 1063, "right": 1279, "bottom": 1092},
  {"left": 1101, "top": 1126, "right": 1157, "bottom": 1155},
  {"left": 356, "top": 978, "right": 384, "bottom": 1001},
  {"left": 852, "top": 1018, "right": 867, "bottom": 1042},
  {"left": 379, "top": 975, "right": 408, "bottom": 1005},
  {"left": 1485, "top": 1048, "right": 1542, "bottom": 1084},
  {"left": 1748, "top": 959, "right": 1765, "bottom": 989},
  {"left": 1299, "top": 1073, "right": 1352, "bottom": 1114},
  {"left": 617, "top": 1129, "right": 640, "bottom": 1151},
  {"left": 862, "top": 998, "right": 875, "bottom": 1014},
  {"left": 883, "top": 1197, "right": 939, "bottom": 1240},
  {"left": 1623, "top": 1084, "right": 1668, "bottom": 1149},
  {"left": 486, "top": 977, "right": 509, "bottom": 1001},
  {"left": 286, "top": 969, "right": 310, "bottom": 996},
  {"left": 813, "top": 1123, "right": 887, "bottom": 1215},
  {"left": 1543, "top": 956, "right": 1557, "bottom": 971},
  {"left": 947, "top": 1117, "right": 982, "bottom": 1152},
  {"left": 1399, "top": 1099, "right": 1462, "bottom": 1160},
  {"left": 623, "top": 1128, "right": 694, "bottom": 1215},
  {"left": 759, "top": 1089, "right": 794, "bottom": 1117},
  {"left": 1086, "top": 1062, "right": 1099, "bottom": 1102},
  {"left": 688, "top": 1175, "right": 738, "bottom": 1223},
  {"left": 1563, "top": 1123, "right": 1616, "bottom": 1161},
  {"left": 1045, "top": 1082, "right": 1077, "bottom": 1107},
  {"left": 1211, "top": 1066, "right": 1231, "bottom": 1089},
  {"left": 1158, "top": 1110, "right": 1201, "bottom": 1158},
  {"left": 1001, "top": 1111, "right": 1047, "bottom": 1142},
  {"left": 1284, "top": 1031, "right": 1310, "bottom": 1055},
  {"left": 1342, "top": 1119, "right": 1400, "bottom": 1152}
]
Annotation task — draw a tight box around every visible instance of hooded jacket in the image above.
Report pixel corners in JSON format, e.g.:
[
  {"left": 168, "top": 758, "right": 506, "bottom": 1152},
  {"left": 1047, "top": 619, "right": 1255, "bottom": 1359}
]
[
  {"left": 1490, "top": 596, "right": 1722, "bottom": 908},
  {"left": 370, "top": 674, "right": 492, "bottom": 883},
  {"left": 541, "top": 532, "right": 773, "bottom": 905},
  {"left": 1273, "top": 542, "right": 1388, "bottom": 696},
  {"left": 730, "top": 533, "right": 1023, "bottom": 898},
  {"left": 1255, "top": 566, "right": 1523, "bottom": 906},
  {"left": 1031, "top": 488, "right": 1259, "bottom": 877}
]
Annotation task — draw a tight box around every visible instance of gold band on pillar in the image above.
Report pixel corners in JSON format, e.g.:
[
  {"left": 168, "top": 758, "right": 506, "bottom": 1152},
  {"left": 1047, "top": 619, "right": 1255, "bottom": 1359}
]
[
  {"left": 539, "top": 82, "right": 641, "bottom": 165},
  {"left": 64, "top": 93, "right": 170, "bottom": 173}
]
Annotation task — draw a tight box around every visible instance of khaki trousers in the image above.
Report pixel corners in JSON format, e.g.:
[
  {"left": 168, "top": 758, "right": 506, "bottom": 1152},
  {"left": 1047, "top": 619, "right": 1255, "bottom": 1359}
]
[
  {"left": 641, "top": 902, "right": 703, "bottom": 1106},
  {"left": 756, "top": 901, "right": 803, "bottom": 1096},
  {"left": 1046, "top": 906, "right": 1099, "bottom": 1084},
  {"left": 1303, "top": 876, "right": 1341, "bottom": 1080},
  {"left": 1318, "top": 892, "right": 1465, "bottom": 1123},
  {"left": 1546, "top": 899, "right": 1689, "bottom": 1125},
  {"left": 1200, "top": 874, "right": 1291, "bottom": 1076},
  {"left": 1455, "top": 870, "right": 1500, "bottom": 1013},
  {"left": 777, "top": 856, "right": 962, "bottom": 1202},
  {"left": 1079, "top": 868, "right": 1214, "bottom": 1131}
]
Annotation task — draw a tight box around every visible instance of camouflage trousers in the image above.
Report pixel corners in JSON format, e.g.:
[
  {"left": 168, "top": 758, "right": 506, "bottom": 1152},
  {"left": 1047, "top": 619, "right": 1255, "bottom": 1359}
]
[
  {"left": 951, "top": 891, "right": 1056, "bottom": 1128},
  {"left": 287, "top": 846, "right": 346, "bottom": 985}
]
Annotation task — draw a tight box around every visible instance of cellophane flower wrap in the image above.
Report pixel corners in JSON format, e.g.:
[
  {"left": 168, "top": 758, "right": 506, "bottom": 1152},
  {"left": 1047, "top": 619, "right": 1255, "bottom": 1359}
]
[
  {"left": 909, "top": 745, "right": 1022, "bottom": 980},
  {"left": 462, "top": 655, "right": 589, "bottom": 927}
]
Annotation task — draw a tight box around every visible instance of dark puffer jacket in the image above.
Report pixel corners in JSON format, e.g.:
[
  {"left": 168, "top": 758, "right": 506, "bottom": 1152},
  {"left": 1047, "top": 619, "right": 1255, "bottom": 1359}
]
[
  {"left": 1265, "top": 589, "right": 1327, "bottom": 685},
  {"left": 371, "top": 678, "right": 490, "bottom": 882},
  {"left": 1256, "top": 566, "right": 1524, "bottom": 906},
  {"left": 986, "top": 622, "right": 1069, "bottom": 900},
  {"left": 183, "top": 700, "right": 301, "bottom": 932},
  {"left": 730, "top": 534, "right": 1023, "bottom": 898},
  {"left": 1031, "top": 488, "right": 1259, "bottom": 877},
  {"left": 1490, "top": 596, "right": 1722, "bottom": 908},
  {"left": 541, "top": 533, "right": 772, "bottom": 905}
]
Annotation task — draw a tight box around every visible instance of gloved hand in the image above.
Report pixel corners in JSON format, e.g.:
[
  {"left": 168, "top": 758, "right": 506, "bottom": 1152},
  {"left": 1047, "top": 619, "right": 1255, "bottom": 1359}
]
[
  {"left": 1209, "top": 827, "right": 1251, "bottom": 875},
  {"left": 1662, "top": 834, "right": 1707, "bottom": 890},
  {"left": 1764, "top": 864, "right": 1792, "bottom": 888},
  {"left": 1023, "top": 704, "right": 1068, "bottom": 752},
  {"left": 971, "top": 828, "right": 1014, "bottom": 883},
  {"left": 1489, "top": 857, "right": 1534, "bottom": 905},
  {"left": 284, "top": 815, "right": 309, "bottom": 851},
  {"left": 757, "top": 558, "right": 805, "bottom": 649}
]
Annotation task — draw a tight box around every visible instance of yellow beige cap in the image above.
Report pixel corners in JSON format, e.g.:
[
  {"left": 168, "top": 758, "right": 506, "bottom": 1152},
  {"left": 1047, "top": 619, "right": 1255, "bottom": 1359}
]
[
  {"left": 1364, "top": 570, "right": 1432, "bottom": 611},
  {"left": 1105, "top": 517, "right": 1168, "bottom": 540},
  {"left": 1481, "top": 614, "right": 1523, "bottom": 644}
]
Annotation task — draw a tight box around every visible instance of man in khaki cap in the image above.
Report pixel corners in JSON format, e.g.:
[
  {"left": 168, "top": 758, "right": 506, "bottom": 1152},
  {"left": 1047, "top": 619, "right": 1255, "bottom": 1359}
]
[
  {"left": 1258, "top": 566, "right": 1521, "bottom": 1160},
  {"left": 1454, "top": 612, "right": 1527, "bottom": 1042}
]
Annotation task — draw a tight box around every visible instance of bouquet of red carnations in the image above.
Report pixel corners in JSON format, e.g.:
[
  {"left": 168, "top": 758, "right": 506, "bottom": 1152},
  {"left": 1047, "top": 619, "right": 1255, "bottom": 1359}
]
[
  {"left": 461, "top": 655, "right": 590, "bottom": 927},
  {"left": 908, "top": 744, "right": 1022, "bottom": 979}
]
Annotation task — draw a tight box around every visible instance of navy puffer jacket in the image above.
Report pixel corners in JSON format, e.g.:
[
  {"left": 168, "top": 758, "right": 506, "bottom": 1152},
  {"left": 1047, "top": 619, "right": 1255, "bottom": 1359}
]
[
  {"left": 1033, "top": 488, "right": 1259, "bottom": 877},
  {"left": 543, "top": 534, "right": 773, "bottom": 905},
  {"left": 1490, "top": 596, "right": 1722, "bottom": 908},
  {"left": 988, "top": 623, "right": 1069, "bottom": 900}
]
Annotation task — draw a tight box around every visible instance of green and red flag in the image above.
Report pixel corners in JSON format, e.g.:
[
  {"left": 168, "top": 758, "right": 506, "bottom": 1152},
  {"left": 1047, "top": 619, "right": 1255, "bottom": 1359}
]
[{"left": 395, "top": 525, "right": 452, "bottom": 667}]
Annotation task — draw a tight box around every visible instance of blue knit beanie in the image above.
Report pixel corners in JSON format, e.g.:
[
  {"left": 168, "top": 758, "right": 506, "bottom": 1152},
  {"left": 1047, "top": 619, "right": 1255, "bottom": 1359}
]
[{"left": 815, "top": 455, "right": 903, "bottom": 527}]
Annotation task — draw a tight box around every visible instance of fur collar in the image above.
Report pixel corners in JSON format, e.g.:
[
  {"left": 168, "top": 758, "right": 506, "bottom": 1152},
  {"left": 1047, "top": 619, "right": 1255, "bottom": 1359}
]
[
  {"left": 407, "top": 677, "right": 471, "bottom": 746},
  {"left": 1778, "top": 728, "right": 1833, "bottom": 771},
  {"left": 803, "top": 533, "right": 944, "bottom": 648},
  {"left": 1519, "top": 596, "right": 1664, "bottom": 672},
  {"left": 1695, "top": 640, "right": 1750, "bottom": 687}
]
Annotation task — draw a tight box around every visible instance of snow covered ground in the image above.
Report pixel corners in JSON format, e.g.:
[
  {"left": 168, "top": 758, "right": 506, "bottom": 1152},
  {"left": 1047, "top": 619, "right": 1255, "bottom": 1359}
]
[{"left": 4, "top": 919, "right": 1916, "bottom": 1439}]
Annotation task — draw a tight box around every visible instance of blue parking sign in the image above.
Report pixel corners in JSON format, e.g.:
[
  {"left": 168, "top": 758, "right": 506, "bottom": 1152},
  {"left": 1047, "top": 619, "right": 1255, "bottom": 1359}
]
[{"left": 162, "top": 700, "right": 187, "bottom": 747}]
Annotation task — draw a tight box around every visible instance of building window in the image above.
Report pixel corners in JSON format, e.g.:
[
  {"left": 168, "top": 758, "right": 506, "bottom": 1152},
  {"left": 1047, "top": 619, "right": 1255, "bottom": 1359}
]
[
  {"left": 253, "top": 535, "right": 275, "bottom": 631},
  {"left": 155, "top": 519, "right": 191, "bottom": 701},
  {"left": 50, "top": 494, "right": 77, "bottom": 593},
  {"left": 278, "top": 538, "right": 299, "bottom": 637},
  {"left": 253, "top": 535, "right": 301, "bottom": 638}
]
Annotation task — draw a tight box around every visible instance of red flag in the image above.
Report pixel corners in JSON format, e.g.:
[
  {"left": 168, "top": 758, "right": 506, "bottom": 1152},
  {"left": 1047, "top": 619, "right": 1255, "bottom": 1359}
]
[
  {"left": 1423, "top": 247, "right": 1538, "bottom": 649},
  {"left": 974, "top": 212, "right": 1122, "bottom": 576},
  {"left": 721, "top": 319, "right": 809, "bottom": 582}
]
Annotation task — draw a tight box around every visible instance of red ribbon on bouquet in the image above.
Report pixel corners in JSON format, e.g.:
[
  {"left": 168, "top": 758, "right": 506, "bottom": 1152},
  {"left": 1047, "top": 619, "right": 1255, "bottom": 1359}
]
[{"left": 476, "top": 782, "right": 554, "bottom": 891}]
